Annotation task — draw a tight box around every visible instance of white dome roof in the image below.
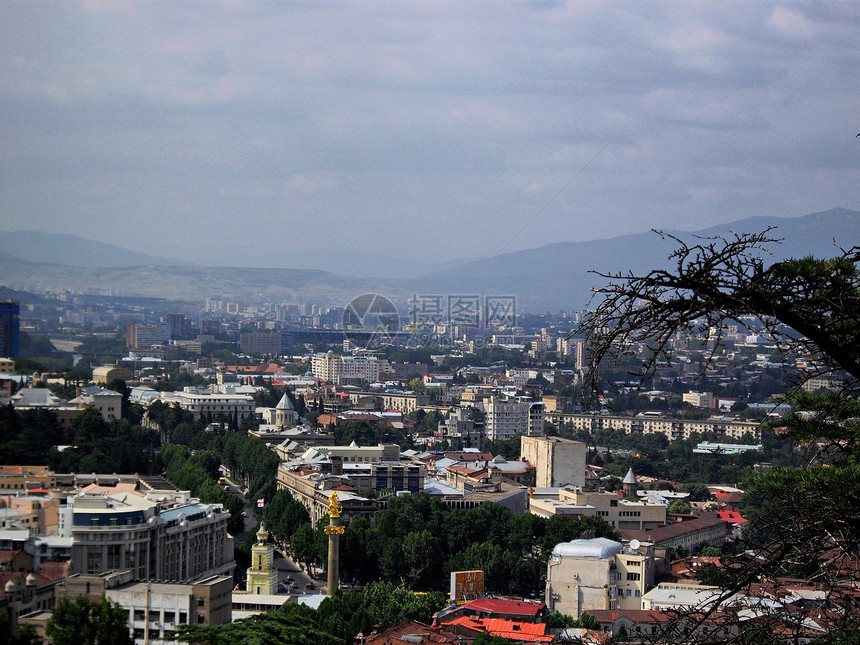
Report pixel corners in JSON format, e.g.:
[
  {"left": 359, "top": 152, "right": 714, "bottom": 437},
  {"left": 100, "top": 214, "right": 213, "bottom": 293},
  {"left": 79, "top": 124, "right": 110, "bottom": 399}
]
[{"left": 552, "top": 537, "right": 623, "bottom": 559}]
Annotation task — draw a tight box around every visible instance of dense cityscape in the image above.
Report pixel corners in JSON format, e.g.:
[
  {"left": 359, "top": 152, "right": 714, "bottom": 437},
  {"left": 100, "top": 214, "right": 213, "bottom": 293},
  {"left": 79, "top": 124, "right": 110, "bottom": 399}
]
[
  {"left": 1, "top": 229, "right": 857, "bottom": 645},
  {"left": 2, "top": 3, "right": 858, "bottom": 644}
]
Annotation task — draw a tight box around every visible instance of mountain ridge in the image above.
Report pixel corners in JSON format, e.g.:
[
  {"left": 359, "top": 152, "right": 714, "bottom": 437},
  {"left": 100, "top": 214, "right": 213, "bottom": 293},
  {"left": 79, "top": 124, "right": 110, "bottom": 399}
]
[{"left": 1, "top": 208, "right": 856, "bottom": 311}]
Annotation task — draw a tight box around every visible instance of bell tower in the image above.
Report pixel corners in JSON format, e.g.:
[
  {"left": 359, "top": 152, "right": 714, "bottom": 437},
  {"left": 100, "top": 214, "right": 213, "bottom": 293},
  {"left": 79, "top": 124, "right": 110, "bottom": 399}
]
[{"left": 246, "top": 523, "right": 278, "bottom": 595}]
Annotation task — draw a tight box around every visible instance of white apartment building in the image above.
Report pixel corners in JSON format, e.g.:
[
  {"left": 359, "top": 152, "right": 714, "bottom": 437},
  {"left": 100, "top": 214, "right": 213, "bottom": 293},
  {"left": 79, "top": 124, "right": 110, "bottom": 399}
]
[
  {"left": 70, "top": 386, "right": 123, "bottom": 422},
  {"left": 158, "top": 388, "right": 255, "bottom": 423},
  {"left": 480, "top": 395, "right": 530, "bottom": 440},
  {"left": 311, "top": 352, "right": 380, "bottom": 385}
]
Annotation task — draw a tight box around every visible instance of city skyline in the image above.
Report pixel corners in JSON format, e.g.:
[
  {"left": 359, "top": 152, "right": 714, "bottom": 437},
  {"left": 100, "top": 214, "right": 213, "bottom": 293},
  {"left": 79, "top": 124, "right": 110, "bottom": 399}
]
[{"left": 2, "top": 2, "right": 858, "bottom": 273}]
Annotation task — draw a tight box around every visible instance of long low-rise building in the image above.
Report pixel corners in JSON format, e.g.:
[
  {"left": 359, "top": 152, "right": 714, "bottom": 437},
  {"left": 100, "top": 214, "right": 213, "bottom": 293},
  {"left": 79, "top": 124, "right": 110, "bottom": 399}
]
[
  {"left": 549, "top": 412, "right": 767, "bottom": 442},
  {"left": 156, "top": 387, "right": 255, "bottom": 423},
  {"left": 529, "top": 487, "right": 667, "bottom": 531},
  {"left": 619, "top": 513, "right": 728, "bottom": 552}
]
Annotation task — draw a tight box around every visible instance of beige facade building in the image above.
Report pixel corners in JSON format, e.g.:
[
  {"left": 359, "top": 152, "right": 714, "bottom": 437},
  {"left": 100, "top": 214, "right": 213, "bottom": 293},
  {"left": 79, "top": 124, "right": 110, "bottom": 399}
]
[
  {"left": 346, "top": 390, "right": 429, "bottom": 414},
  {"left": 58, "top": 570, "right": 233, "bottom": 644},
  {"left": 529, "top": 487, "right": 667, "bottom": 531},
  {"left": 0, "top": 495, "right": 60, "bottom": 535},
  {"left": 682, "top": 391, "right": 715, "bottom": 408},
  {"left": 553, "top": 412, "right": 764, "bottom": 442},
  {"left": 92, "top": 365, "right": 134, "bottom": 384},
  {"left": 0, "top": 466, "right": 56, "bottom": 494},
  {"left": 546, "top": 538, "right": 656, "bottom": 616},
  {"left": 520, "top": 436, "right": 586, "bottom": 488},
  {"left": 311, "top": 352, "right": 380, "bottom": 385}
]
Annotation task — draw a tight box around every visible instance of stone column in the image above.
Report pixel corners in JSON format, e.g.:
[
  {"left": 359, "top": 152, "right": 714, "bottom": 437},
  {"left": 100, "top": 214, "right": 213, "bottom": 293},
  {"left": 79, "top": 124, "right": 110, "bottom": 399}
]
[{"left": 323, "top": 492, "right": 345, "bottom": 594}]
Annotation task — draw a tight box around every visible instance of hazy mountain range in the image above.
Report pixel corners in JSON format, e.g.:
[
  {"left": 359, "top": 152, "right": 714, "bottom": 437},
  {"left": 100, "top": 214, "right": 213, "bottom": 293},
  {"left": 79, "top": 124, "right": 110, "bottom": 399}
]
[{"left": 0, "top": 207, "right": 857, "bottom": 311}]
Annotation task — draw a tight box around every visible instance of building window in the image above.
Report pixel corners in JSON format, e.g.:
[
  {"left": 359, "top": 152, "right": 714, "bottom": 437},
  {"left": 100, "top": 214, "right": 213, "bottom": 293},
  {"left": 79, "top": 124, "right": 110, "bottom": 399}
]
[{"left": 627, "top": 572, "right": 640, "bottom": 581}]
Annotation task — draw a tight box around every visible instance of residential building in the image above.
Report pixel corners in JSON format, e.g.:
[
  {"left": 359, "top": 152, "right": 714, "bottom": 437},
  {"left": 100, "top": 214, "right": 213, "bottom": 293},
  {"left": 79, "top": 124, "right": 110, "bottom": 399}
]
[
  {"left": 480, "top": 395, "right": 529, "bottom": 440},
  {"left": 545, "top": 538, "right": 656, "bottom": 616},
  {"left": 69, "top": 385, "right": 123, "bottom": 422},
  {"left": 1, "top": 569, "right": 64, "bottom": 636},
  {"left": 520, "top": 436, "right": 586, "bottom": 488},
  {"left": 554, "top": 412, "right": 766, "bottom": 442},
  {"left": 0, "top": 466, "right": 56, "bottom": 494},
  {"left": 126, "top": 324, "right": 165, "bottom": 350},
  {"left": 683, "top": 391, "right": 715, "bottom": 408},
  {"left": 527, "top": 402, "right": 545, "bottom": 437},
  {"left": 436, "top": 407, "right": 486, "bottom": 451},
  {"left": 239, "top": 331, "right": 284, "bottom": 356},
  {"left": 311, "top": 352, "right": 379, "bottom": 385},
  {"left": 0, "top": 495, "right": 59, "bottom": 535},
  {"left": 619, "top": 513, "right": 728, "bottom": 552}
]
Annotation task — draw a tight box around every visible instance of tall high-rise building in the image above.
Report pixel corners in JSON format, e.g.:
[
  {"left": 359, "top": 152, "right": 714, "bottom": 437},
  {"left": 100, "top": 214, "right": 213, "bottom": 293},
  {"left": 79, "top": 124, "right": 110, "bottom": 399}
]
[
  {"left": 0, "top": 301, "right": 20, "bottom": 358},
  {"left": 126, "top": 323, "right": 164, "bottom": 349}
]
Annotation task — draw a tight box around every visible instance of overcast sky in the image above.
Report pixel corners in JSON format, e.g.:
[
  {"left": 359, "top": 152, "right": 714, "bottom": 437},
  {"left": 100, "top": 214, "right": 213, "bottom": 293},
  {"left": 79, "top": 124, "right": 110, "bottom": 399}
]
[{"left": 1, "top": 1, "right": 858, "bottom": 271}]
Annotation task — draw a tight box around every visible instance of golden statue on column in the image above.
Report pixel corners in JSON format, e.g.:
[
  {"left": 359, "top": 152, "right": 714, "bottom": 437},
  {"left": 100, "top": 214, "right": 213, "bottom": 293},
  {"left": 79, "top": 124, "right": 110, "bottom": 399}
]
[{"left": 324, "top": 491, "right": 344, "bottom": 594}]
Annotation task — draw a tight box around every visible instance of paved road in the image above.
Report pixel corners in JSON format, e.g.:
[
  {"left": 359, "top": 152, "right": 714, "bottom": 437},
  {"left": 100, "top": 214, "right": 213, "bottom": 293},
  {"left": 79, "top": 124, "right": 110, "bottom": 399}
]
[
  {"left": 224, "top": 477, "right": 325, "bottom": 594},
  {"left": 274, "top": 550, "right": 323, "bottom": 594}
]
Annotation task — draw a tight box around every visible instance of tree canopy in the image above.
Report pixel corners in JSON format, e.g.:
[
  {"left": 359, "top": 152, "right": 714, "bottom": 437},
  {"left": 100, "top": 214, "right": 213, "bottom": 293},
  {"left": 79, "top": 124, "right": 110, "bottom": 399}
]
[
  {"left": 579, "top": 230, "right": 860, "bottom": 642},
  {"left": 46, "top": 596, "right": 132, "bottom": 645}
]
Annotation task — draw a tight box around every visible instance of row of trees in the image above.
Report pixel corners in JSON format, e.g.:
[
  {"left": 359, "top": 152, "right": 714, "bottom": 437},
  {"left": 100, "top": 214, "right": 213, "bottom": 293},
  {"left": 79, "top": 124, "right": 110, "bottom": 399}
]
[
  {"left": 161, "top": 444, "right": 246, "bottom": 535},
  {"left": 173, "top": 582, "right": 445, "bottom": 645},
  {"left": 0, "top": 401, "right": 160, "bottom": 474},
  {"left": 263, "top": 491, "right": 620, "bottom": 595}
]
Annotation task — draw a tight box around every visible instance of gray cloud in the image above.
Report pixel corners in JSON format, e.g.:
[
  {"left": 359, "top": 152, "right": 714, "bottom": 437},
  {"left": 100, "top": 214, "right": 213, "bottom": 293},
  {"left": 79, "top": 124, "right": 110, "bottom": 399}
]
[{"left": 1, "top": 1, "right": 858, "bottom": 271}]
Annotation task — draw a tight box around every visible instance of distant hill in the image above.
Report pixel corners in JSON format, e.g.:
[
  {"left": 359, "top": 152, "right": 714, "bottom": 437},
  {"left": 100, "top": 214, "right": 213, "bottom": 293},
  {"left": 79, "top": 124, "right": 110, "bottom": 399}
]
[
  {"left": 0, "top": 208, "right": 856, "bottom": 311},
  {"left": 0, "top": 231, "right": 190, "bottom": 268},
  {"left": 406, "top": 207, "right": 860, "bottom": 311},
  {"left": 0, "top": 254, "right": 401, "bottom": 306}
]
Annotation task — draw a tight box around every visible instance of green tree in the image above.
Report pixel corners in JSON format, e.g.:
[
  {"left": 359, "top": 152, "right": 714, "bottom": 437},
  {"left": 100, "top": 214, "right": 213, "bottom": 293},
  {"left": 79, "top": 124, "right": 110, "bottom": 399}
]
[
  {"left": 667, "top": 499, "right": 692, "bottom": 514},
  {"left": 46, "top": 596, "right": 132, "bottom": 645},
  {"left": 174, "top": 602, "right": 338, "bottom": 645},
  {"left": 580, "top": 231, "right": 860, "bottom": 641}
]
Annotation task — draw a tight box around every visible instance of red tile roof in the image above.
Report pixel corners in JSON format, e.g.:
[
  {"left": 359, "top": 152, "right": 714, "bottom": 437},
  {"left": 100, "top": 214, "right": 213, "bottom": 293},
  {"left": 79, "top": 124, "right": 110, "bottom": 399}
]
[
  {"left": 443, "top": 616, "right": 552, "bottom": 642},
  {"left": 461, "top": 598, "right": 546, "bottom": 617},
  {"left": 717, "top": 510, "right": 748, "bottom": 524}
]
